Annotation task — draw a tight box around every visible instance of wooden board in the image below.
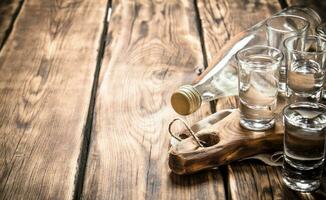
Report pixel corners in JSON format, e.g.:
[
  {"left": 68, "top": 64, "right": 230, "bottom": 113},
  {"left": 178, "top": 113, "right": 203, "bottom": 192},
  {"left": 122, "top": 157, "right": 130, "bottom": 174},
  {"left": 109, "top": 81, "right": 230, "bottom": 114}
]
[
  {"left": 81, "top": 0, "right": 226, "bottom": 199},
  {"left": 169, "top": 110, "right": 284, "bottom": 175},
  {"left": 0, "top": 0, "right": 22, "bottom": 49},
  {"left": 0, "top": 0, "right": 108, "bottom": 199}
]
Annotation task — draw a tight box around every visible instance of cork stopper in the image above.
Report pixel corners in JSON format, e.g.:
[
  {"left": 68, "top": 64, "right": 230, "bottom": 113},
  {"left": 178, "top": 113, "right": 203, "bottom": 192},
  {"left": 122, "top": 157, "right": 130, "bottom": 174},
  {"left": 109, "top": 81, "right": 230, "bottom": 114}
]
[{"left": 171, "top": 85, "right": 202, "bottom": 115}]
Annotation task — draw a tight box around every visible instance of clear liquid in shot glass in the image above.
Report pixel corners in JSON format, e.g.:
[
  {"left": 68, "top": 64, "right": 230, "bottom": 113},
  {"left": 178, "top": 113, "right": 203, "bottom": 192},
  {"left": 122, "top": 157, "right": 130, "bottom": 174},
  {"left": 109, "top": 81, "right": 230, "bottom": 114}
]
[
  {"left": 239, "top": 55, "right": 279, "bottom": 130},
  {"left": 283, "top": 103, "right": 326, "bottom": 192},
  {"left": 288, "top": 59, "right": 324, "bottom": 101}
]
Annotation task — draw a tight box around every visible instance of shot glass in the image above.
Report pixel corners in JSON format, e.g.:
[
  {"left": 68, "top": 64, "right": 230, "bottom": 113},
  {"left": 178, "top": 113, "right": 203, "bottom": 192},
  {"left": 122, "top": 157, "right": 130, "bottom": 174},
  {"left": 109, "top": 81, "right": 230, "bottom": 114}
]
[
  {"left": 236, "top": 46, "right": 283, "bottom": 131},
  {"left": 266, "top": 15, "right": 309, "bottom": 95},
  {"left": 316, "top": 22, "right": 326, "bottom": 101},
  {"left": 284, "top": 35, "right": 326, "bottom": 103},
  {"left": 282, "top": 102, "right": 326, "bottom": 192}
]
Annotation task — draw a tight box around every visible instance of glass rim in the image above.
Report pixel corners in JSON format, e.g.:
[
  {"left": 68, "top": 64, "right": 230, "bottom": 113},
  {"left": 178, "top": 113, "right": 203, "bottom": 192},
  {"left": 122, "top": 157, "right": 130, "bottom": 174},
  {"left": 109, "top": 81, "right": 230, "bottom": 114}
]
[
  {"left": 283, "top": 35, "right": 326, "bottom": 55},
  {"left": 266, "top": 15, "right": 310, "bottom": 34},
  {"left": 283, "top": 102, "right": 326, "bottom": 129},
  {"left": 235, "top": 45, "right": 283, "bottom": 69}
]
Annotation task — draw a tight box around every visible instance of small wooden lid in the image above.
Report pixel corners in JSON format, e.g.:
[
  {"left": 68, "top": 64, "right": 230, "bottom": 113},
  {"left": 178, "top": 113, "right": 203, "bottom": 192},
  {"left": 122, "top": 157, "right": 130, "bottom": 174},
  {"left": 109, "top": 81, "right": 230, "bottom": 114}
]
[{"left": 171, "top": 85, "right": 201, "bottom": 115}]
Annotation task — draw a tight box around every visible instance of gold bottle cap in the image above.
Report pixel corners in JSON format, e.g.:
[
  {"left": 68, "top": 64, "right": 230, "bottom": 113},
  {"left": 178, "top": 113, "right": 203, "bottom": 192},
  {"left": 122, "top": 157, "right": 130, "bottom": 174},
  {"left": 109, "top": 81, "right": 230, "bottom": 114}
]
[{"left": 171, "top": 85, "right": 202, "bottom": 115}]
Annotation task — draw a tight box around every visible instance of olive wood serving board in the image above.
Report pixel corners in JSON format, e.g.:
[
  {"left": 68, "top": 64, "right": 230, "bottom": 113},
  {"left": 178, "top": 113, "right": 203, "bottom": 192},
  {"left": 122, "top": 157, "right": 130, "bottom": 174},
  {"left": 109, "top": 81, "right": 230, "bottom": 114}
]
[{"left": 168, "top": 110, "right": 284, "bottom": 175}]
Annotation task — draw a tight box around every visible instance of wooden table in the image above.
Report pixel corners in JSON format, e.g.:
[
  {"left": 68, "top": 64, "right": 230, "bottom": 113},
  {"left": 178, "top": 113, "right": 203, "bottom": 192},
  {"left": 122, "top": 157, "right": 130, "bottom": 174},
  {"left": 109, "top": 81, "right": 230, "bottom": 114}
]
[{"left": 0, "top": 0, "right": 326, "bottom": 199}]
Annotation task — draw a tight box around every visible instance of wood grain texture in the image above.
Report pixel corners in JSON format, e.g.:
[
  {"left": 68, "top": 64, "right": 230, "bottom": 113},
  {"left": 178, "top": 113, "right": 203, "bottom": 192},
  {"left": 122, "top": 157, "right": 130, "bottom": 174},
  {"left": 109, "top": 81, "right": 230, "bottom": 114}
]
[
  {"left": 228, "top": 161, "right": 326, "bottom": 200},
  {"left": 196, "top": 0, "right": 281, "bottom": 66},
  {"left": 81, "top": 0, "right": 225, "bottom": 199},
  {"left": 286, "top": 0, "right": 326, "bottom": 20},
  {"left": 0, "top": 0, "right": 108, "bottom": 199},
  {"left": 0, "top": 0, "right": 22, "bottom": 49}
]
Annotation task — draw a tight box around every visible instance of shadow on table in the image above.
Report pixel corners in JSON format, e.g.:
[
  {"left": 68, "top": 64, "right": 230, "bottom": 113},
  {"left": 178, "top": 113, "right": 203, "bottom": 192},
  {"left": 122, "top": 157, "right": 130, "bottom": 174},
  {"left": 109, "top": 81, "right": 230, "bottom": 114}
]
[
  {"left": 169, "top": 159, "right": 326, "bottom": 200},
  {"left": 169, "top": 168, "right": 222, "bottom": 187}
]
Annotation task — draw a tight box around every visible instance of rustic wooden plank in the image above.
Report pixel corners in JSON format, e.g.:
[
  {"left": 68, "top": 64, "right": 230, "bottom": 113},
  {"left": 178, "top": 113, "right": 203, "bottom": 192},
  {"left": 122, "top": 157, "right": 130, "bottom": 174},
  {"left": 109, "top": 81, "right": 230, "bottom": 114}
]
[
  {"left": 228, "top": 161, "right": 326, "bottom": 199},
  {"left": 228, "top": 161, "right": 326, "bottom": 200},
  {"left": 0, "top": 0, "right": 108, "bottom": 199},
  {"left": 228, "top": 161, "right": 298, "bottom": 199},
  {"left": 82, "top": 0, "right": 226, "bottom": 199},
  {"left": 286, "top": 0, "right": 326, "bottom": 20},
  {"left": 196, "top": 0, "right": 281, "bottom": 66},
  {"left": 0, "top": 0, "right": 23, "bottom": 49}
]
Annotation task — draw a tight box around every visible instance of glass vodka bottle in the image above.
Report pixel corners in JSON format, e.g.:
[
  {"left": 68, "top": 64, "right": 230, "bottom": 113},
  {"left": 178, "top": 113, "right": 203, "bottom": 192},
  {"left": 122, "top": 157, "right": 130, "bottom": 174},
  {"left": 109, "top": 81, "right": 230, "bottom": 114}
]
[{"left": 171, "top": 6, "right": 321, "bottom": 115}]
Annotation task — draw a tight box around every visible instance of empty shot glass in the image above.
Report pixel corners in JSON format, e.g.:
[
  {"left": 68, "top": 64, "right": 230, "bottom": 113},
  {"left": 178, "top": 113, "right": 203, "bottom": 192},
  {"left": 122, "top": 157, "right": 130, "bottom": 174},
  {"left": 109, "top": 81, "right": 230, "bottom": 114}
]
[
  {"left": 236, "top": 46, "right": 283, "bottom": 131},
  {"left": 282, "top": 102, "right": 326, "bottom": 192},
  {"left": 266, "top": 15, "right": 309, "bottom": 95},
  {"left": 284, "top": 35, "right": 326, "bottom": 103}
]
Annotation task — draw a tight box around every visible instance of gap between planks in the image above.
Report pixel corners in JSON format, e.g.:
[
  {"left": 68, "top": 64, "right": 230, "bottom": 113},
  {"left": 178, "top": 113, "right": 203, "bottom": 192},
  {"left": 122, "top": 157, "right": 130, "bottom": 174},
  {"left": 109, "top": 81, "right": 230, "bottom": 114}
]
[
  {"left": 192, "top": 0, "right": 230, "bottom": 198},
  {"left": 193, "top": 0, "right": 209, "bottom": 70},
  {"left": 0, "top": 0, "right": 25, "bottom": 51},
  {"left": 73, "top": 2, "right": 112, "bottom": 200},
  {"left": 278, "top": 0, "right": 289, "bottom": 8}
]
